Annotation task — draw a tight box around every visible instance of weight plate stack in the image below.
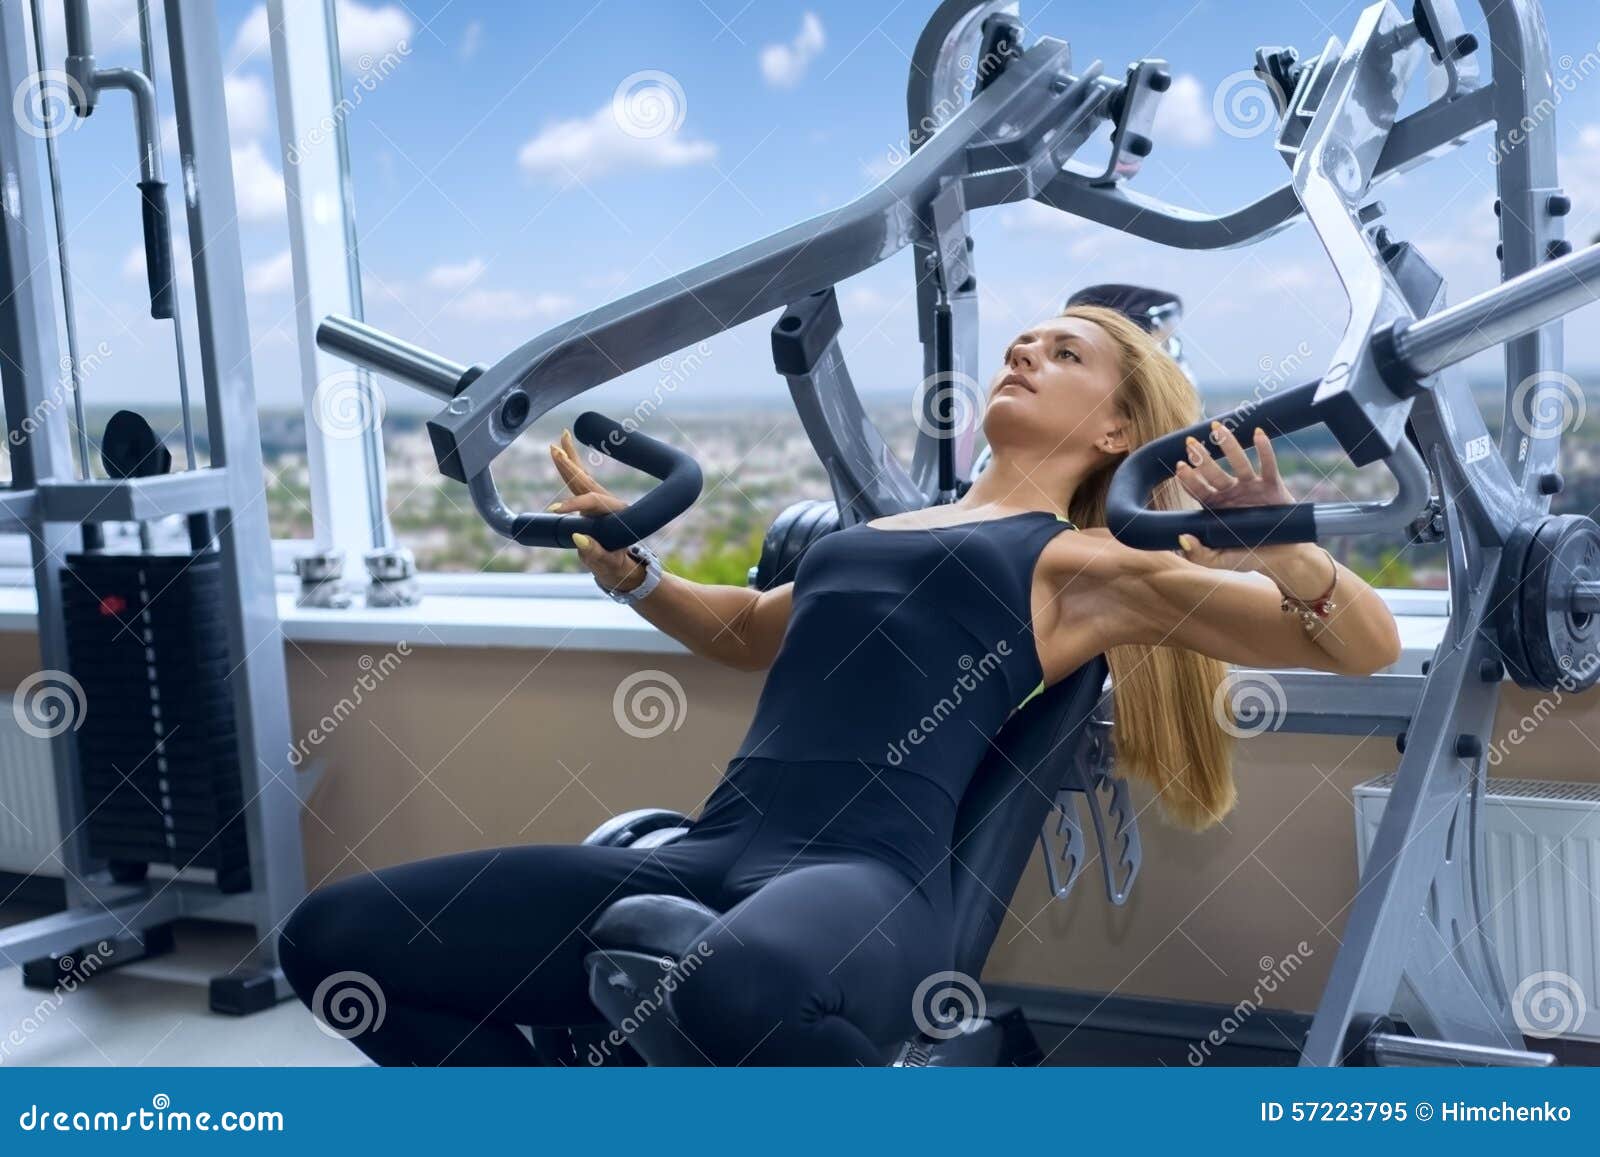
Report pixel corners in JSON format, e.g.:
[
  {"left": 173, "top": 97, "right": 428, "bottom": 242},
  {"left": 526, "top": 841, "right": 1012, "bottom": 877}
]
[
  {"left": 61, "top": 551, "right": 253, "bottom": 892},
  {"left": 749, "top": 499, "right": 841, "bottom": 590},
  {"left": 1495, "top": 514, "right": 1600, "bottom": 692}
]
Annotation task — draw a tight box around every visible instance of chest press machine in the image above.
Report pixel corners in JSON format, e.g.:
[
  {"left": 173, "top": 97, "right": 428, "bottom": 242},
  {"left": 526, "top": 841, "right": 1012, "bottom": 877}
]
[{"left": 322, "top": 0, "right": 1600, "bottom": 1065}]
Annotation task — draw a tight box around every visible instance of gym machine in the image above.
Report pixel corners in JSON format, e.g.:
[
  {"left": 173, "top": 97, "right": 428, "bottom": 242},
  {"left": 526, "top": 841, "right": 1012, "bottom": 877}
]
[
  {"left": 0, "top": 0, "right": 305, "bottom": 1013},
  {"left": 319, "top": 0, "right": 1599, "bottom": 1064}
]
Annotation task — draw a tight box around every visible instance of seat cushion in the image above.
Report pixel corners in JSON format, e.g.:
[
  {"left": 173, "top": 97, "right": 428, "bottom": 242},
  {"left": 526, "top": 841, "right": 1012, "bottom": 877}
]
[{"left": 587, "top": 894, "right": 720, "bottom": 960}]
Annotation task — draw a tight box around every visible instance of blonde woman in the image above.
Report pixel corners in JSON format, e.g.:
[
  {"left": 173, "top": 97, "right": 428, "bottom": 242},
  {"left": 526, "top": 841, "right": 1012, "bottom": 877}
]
[{"left": 280, "top": 304, "right": 1401, "bottom": 1066}]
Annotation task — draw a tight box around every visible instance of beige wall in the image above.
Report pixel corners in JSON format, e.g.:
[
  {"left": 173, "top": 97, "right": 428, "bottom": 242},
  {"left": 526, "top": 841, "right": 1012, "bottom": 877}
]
[{"left": 5, "top": 627, "right": 1596, "bottom": 1015}]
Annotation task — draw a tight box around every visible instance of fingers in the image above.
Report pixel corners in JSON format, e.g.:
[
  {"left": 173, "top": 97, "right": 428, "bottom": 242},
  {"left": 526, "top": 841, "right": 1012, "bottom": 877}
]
[
  {"left": 1174, "top": 458, "right": 1215, "bottom": 501},
  {"left": 547, "top": 491, "right": 622, "bottom": 516},
  {"left": 1253, "top": 426, "right": 1281, "bottom": 487},
  {"left": 550, "top": 428, "right": 605, "bottom": 496},
  {"left": 1210, "top": 421, "right": 1255, "bottom": 479},
  {"left": 1181, "top": 434, "right": 1234, "bottom": 491}
]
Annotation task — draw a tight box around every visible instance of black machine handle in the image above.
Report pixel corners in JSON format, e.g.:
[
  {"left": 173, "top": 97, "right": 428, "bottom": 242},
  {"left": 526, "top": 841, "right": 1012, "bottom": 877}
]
[
  {"left": 1106, "top": 380, "right": 1431, "bottom": 551},
  {"left": 470, "top": 410, "right": 702, "bottom": 550},
  {"left": 137, "top": 180, "right": 174, "bottom": 320}
]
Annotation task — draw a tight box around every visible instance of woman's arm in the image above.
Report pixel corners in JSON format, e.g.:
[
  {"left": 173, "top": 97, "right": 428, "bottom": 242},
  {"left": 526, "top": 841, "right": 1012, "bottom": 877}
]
[
  {"left": 1109, "top": 422, "right": 1402, "bottom": 677},
  {"left": 1116, "top": 547, "right": 1402, "bottom": 676},
  {"left": 623, "top": 574, "right": 793, "bottom": 672},
  {"left": 548, "top": 430, "right": 793, "bottom": 671}
]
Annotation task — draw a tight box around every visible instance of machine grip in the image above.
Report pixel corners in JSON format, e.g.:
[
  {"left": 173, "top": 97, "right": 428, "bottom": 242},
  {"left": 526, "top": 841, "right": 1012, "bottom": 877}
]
[
  {"left": 503, "top": 411, "right": 702, "bottom": 549},
  {"left": 137, "top": 180, "right": 175, "bottom": 320},
  {"left": 1106, "top": 380, "right": 1326, "bottom": 551}
]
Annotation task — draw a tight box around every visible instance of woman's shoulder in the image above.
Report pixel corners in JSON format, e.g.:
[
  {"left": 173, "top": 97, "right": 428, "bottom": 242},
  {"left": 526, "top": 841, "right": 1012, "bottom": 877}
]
[{"left": 1040, "top": 525, "right": 1179, "bottom": 583}]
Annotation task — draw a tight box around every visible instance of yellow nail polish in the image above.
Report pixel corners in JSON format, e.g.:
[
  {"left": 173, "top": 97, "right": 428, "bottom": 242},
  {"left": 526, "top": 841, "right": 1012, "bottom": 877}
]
[
  {"left": 572, "top": 533, "right": 592, "bottom": 549},
  {"left": 546, "top": 501, "right": 563, "bottom": 511}
]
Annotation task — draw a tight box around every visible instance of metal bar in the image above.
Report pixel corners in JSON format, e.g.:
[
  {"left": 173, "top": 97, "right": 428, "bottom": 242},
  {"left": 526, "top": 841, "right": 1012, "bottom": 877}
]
[
  {"left": 1301, "top": 538, "right": 1510, "bottom": 1065},
  {"left": 36, "top": 470, "right": 232, "bottom": 523},
  {"left": 1477, "top": 0, "right": 1565, "bottom": 495},
  {"left": 1369, "top": 1033, "right": 1553, "bottom": 1066},
  {"left": 316, "top": 314, "right": 465, "bottom": 400},
  {"left": 0, "top": 891, "right": 182, "bottom": 966},
  {"left": 1033, "top": 82, "right": 1496, "bottom": 252},
  {"left": 1394, "top": 241, "right": 1600, "bottom": 377},
  {"left": 0, "top": 0, "right": 101, "bottom": 916},
  {"left": 268, "top": 0, "right": 390, "bottom": 556},
  {"left": 164, "top": 0, "right": 305, "bottom": 991},
  {"left": 427, "top": 38, "right": 1077, "bottom": 485},
  {"left": 1254, "top": 672, "right": 1423, "bottom": 736}
]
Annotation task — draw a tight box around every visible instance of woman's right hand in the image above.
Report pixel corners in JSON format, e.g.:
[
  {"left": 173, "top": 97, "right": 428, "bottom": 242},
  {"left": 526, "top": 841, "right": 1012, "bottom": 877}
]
[{"left": 548, "top": 428, "right": 645, "bottom": 592}]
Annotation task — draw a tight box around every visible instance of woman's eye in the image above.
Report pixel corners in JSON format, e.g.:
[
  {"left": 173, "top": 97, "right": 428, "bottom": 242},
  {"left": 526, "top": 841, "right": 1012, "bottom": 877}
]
[{"left": 1055, "top": 347, "right": 1078, "bottom": 362}]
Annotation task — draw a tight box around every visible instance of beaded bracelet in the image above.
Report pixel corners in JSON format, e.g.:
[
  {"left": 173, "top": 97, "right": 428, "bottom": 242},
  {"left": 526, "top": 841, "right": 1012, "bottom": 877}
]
[{"left": 1276, "top": 547, "right": 1339, "bottom": 631}]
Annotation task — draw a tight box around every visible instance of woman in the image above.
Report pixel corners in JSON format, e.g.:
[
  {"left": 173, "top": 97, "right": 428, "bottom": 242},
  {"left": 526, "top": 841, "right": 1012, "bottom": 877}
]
[{"left": 278, "top": 305, "right": 1401, "bottom": 1066}]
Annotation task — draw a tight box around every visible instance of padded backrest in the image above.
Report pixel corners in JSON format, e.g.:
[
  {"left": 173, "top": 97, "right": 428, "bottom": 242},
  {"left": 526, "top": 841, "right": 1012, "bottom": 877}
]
[{"left": 948, "top": 657, "right": 1109, "bottom": 979}]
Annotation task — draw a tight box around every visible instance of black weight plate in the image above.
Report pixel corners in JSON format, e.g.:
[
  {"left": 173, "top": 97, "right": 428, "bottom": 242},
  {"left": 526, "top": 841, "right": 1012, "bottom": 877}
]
[
  {"left": 1523, "top": 515, "right": 1600, "bottom": 691},
  {"left": 1493, "top": 521, "right": 1538, "bottom": 687}
]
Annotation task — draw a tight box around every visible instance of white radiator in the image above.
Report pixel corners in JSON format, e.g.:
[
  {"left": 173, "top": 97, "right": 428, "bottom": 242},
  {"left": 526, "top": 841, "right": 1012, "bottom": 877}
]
[
  {"left": 0, "top": 695, "right": 63, "bottom": 877},
  {"left": 1355, "top": 774, "right": 1600, "bottom": 1042}
]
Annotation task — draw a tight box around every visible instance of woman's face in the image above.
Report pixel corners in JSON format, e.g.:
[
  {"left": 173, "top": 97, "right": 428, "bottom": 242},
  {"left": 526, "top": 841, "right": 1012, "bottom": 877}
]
[{"left": 983, "top": 315, "right": 1127, "bottom": 458}]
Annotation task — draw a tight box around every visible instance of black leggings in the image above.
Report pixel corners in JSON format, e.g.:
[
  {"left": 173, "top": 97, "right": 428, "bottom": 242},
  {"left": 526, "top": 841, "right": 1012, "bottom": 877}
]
[{"left": 278, "top": 757, "right": 958, "bottom": 1066}]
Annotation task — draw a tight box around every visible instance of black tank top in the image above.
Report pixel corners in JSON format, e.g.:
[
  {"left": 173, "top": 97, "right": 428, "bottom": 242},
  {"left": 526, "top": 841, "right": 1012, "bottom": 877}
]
[{"left": 732, "top": 510, "right": 1078, "bottom": 805}]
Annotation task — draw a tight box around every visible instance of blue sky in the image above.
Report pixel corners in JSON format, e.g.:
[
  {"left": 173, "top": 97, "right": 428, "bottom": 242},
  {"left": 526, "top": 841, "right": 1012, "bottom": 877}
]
[{"left": 31, "top": 0, "right": 1600, "bottom": 415}]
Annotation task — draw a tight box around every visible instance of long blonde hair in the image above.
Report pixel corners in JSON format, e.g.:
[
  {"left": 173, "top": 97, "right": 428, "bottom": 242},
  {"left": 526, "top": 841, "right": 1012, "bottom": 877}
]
[{"left": 1060, "top": 305, "right": 1237, "bottom": 832}]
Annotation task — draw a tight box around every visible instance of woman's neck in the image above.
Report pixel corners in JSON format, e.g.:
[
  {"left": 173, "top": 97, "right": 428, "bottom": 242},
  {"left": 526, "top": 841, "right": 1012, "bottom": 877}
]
[{"left": 958, "top": 451, "right": 1088, "bottom": 520}]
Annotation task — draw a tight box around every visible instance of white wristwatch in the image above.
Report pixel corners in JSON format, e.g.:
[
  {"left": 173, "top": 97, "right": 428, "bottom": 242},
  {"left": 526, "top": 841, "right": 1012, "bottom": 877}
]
[{"left": 601, "top": 543, "right": 664, "bottom": 604}]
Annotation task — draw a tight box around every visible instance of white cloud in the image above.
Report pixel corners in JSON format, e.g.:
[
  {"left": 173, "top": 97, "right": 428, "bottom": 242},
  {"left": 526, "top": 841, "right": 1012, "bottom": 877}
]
[
  {"left": 760, "top": 12, "right": 824, "bottom": 88},
  {"left": 425, "top": 258, "right": 487, "bottom": 291},
  {"left": 1154, "top": 74, "right": 1214, "bottom": 148},
  {"left": 229, "top": 5, "right": 271, "bottom": 66},
  {"left": 997, "top": 199, "right": 1091, "bottom": 236},
  {"left": 840, "top": 286, "right": 893, "bottom": 312},
  {"left": 232, "top": 141, "right": 286, "bottom": 222},
  {"left": 517, "top": 105, "right": 715, "bottom": 180},
  {"left": 459, "top": 19, "right": 483, "bottom": 62},
  {"left": 443, "top": 289, "right": 575, "bottom": 324},
  {"left": 230, "top": 1, "right": 412, "bottom": 68},
  {"left": 225, "top": 74, "right": 273, "bottom": 143},
  {"left": 41, "top": 0, "right": 139, "bottom": 56},
  {"left": 245, "top": 249, "right": 295, "bottom": 295}
]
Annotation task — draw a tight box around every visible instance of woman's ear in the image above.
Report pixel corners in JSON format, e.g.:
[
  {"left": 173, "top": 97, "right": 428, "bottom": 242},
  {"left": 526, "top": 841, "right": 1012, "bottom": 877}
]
[{"left": 1097, "top": 423, "right": 1129, "bottom": 456}]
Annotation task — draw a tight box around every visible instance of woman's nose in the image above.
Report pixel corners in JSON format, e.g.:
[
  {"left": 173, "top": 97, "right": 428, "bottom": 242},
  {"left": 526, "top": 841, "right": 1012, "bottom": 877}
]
[{"left": 1009, "top": 344, "right": 1036, "bottom": 370}]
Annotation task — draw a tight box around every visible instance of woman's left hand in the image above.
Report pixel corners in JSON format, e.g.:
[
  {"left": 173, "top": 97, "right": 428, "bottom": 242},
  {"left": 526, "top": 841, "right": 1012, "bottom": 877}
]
[{"left": 1173, "top": 421, "right": 1299, "bottom": 572}]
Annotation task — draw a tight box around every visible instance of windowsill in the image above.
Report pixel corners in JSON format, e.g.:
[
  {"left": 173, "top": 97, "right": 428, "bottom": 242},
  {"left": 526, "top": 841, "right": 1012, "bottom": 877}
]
[{"left": 0, "top": 571, "right": 1448, "bottom": 674}]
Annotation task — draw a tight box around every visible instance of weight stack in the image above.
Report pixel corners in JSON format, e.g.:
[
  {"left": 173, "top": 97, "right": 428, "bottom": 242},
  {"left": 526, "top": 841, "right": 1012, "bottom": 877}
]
[{"left": 60, "top": 551, "right": 252, "bottom": 893}]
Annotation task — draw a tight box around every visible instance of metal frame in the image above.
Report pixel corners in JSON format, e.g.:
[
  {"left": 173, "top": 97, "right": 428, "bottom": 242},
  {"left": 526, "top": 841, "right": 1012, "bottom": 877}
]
[
  {"left": 0, "top": 0, "right": 305, "bottom": 1012},
  {"left": 267, "top": 0, "right": 389, "bottom": 561},
  {"left": 312, "top": 0, "right": 1596, "bottom": 1067}
]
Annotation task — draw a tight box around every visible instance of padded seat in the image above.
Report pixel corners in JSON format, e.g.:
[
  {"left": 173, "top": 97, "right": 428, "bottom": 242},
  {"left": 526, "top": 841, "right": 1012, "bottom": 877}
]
[{"left": 575, "top": 655, "right": 1114, "bottom": 1066}]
